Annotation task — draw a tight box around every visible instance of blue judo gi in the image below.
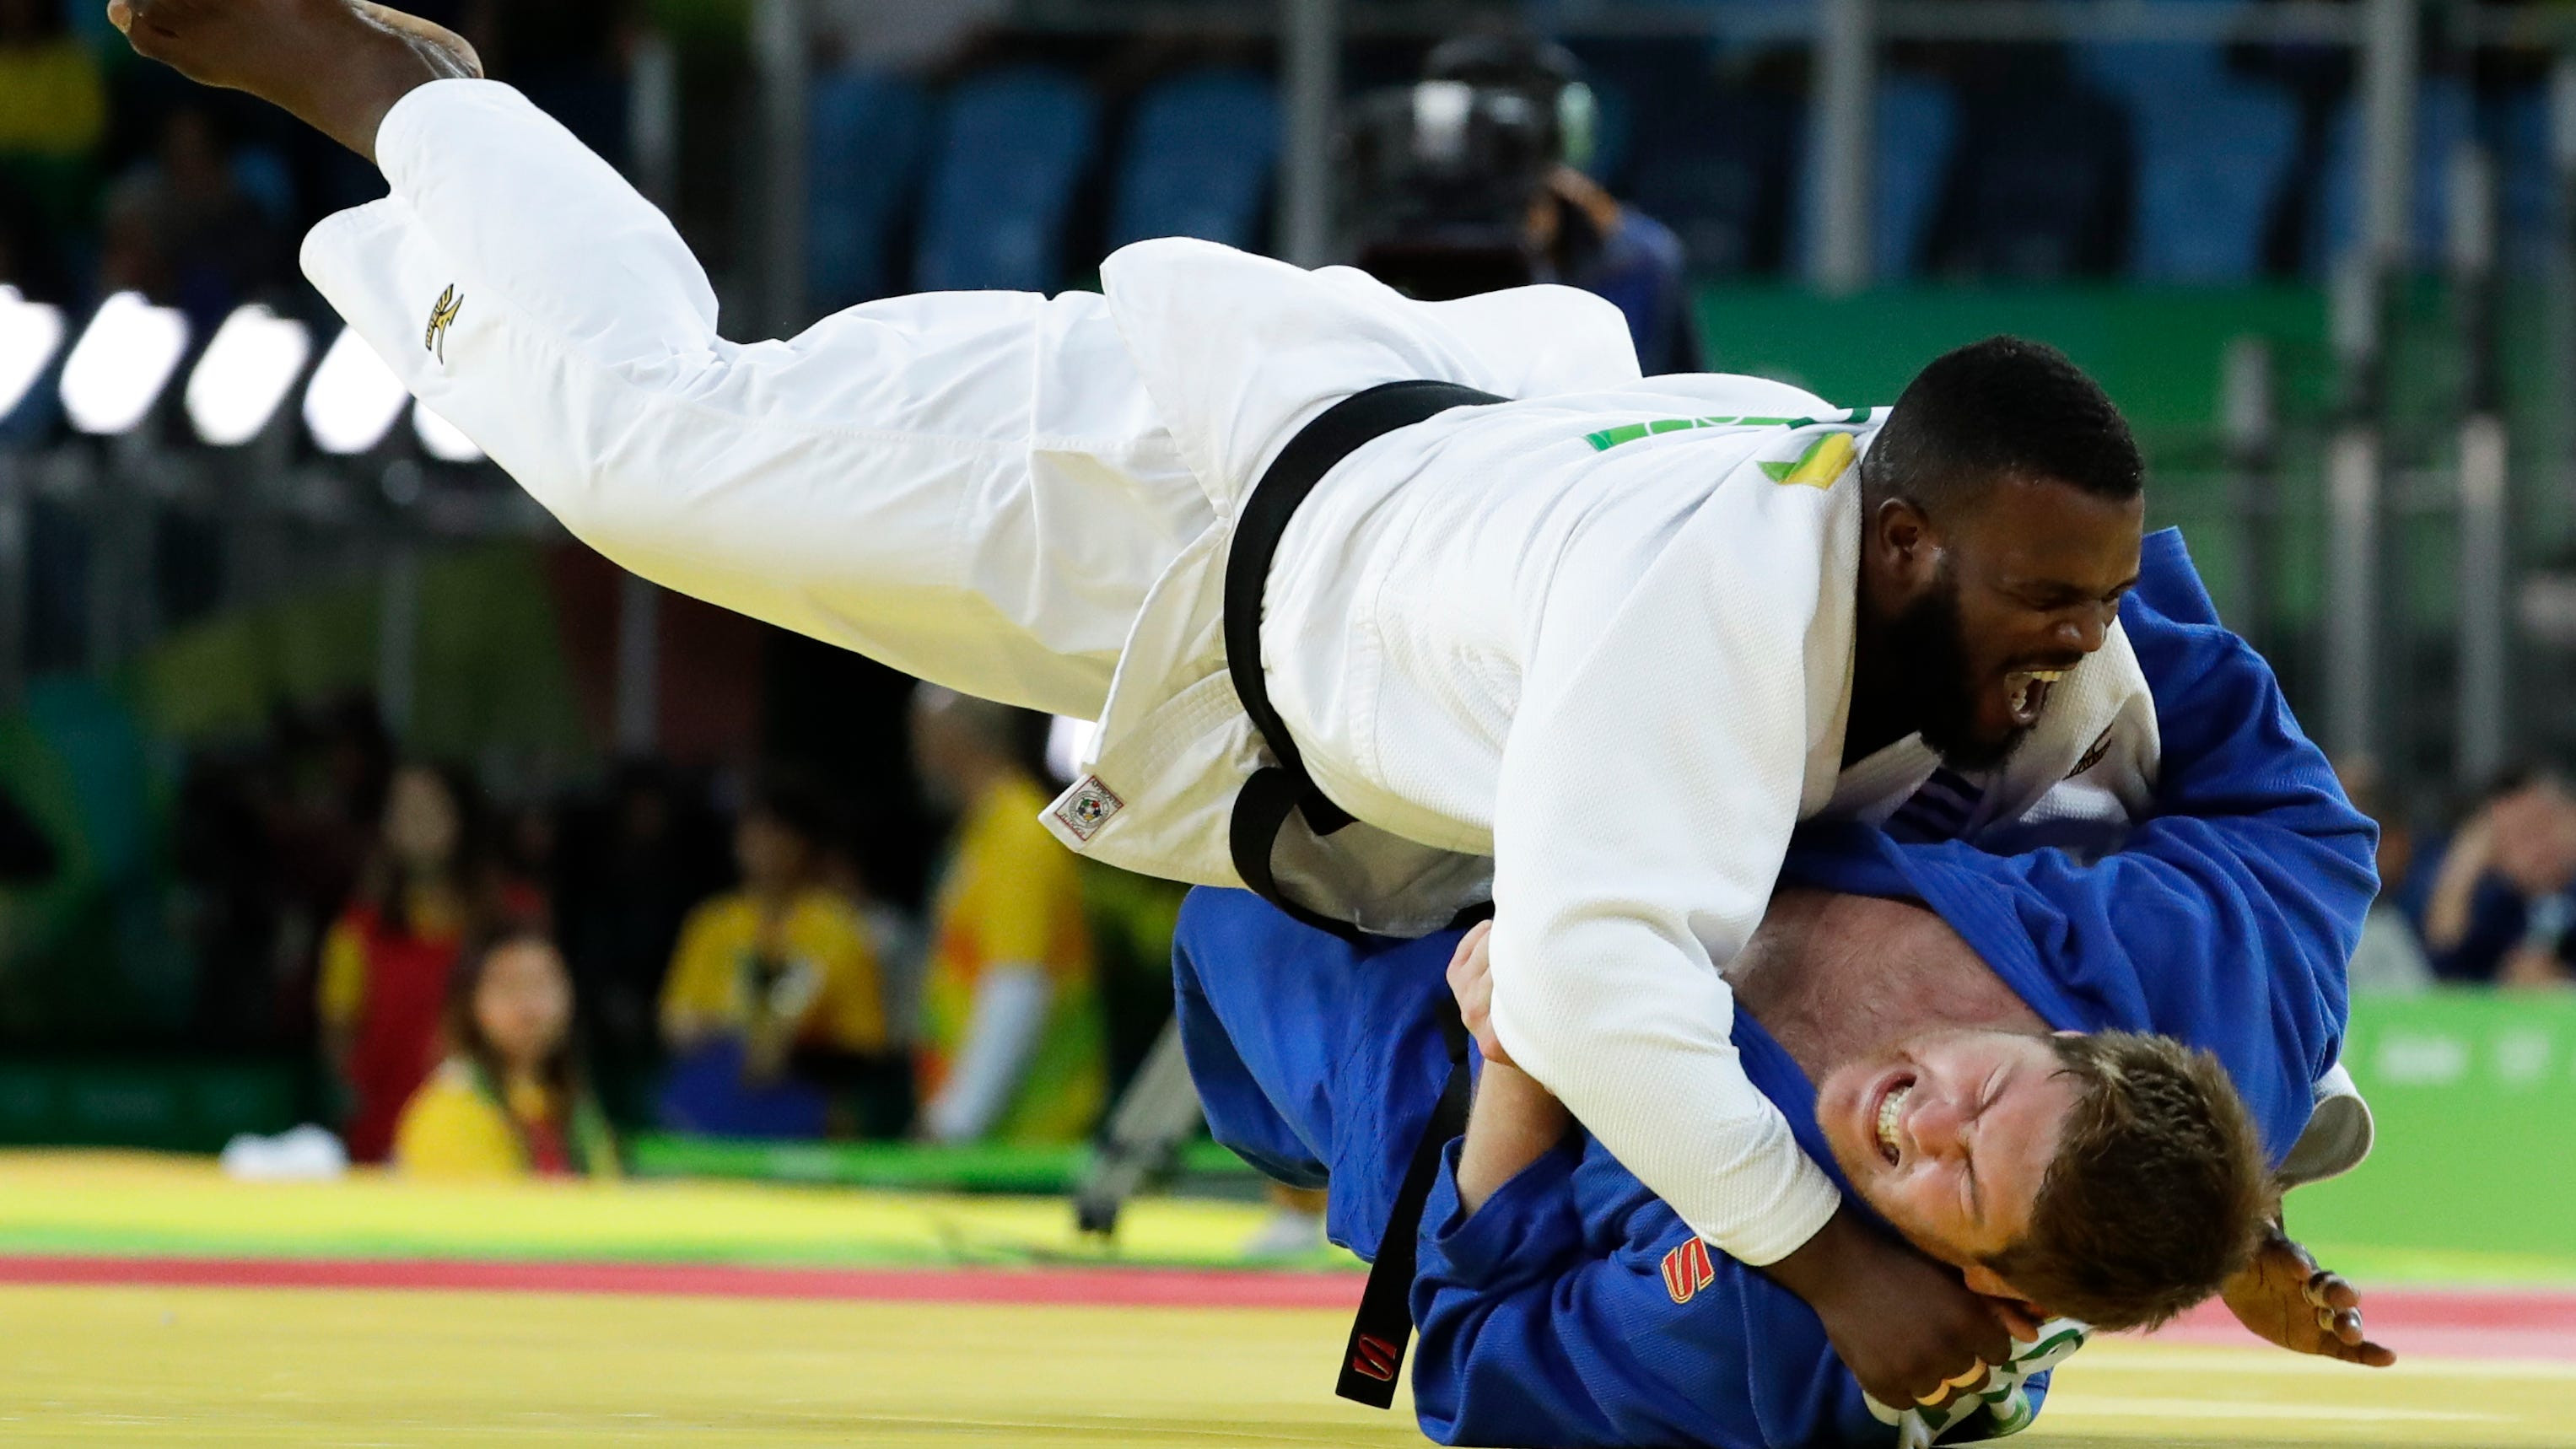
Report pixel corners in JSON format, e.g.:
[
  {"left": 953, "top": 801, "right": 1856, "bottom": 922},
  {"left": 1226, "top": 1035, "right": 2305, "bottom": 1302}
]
[{"left": 1169, "top": 530, "right": 2375, "bottom": 1448}]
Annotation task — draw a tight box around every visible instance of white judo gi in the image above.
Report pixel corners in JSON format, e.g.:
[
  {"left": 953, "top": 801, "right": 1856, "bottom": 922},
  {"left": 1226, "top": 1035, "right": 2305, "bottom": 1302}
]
[{"left": 304, "top": 80, "right": 2165, "bottom": 1265}]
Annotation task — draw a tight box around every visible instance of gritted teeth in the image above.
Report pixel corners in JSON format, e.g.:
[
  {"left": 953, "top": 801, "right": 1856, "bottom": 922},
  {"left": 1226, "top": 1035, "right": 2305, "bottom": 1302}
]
[{"left": 1874, "top": 1081, "right": 1912, "bottom": 1165}]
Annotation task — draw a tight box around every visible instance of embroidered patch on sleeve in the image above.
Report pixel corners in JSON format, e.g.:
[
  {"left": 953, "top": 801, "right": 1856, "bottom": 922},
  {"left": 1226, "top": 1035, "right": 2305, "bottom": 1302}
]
[
  {"left": 424, "top": 284, "right": 463, "bottom": 362},
  {"left": 1660, "top": 1238, "right": 1716, "bottom": 1304},
  {"left": 1052, "top": 775, "right": 1125, "bottom": 842}
]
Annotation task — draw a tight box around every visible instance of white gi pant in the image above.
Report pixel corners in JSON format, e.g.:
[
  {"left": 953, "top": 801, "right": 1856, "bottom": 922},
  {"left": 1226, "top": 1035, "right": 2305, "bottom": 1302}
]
[{"left": 306, "top": 80, "right": 1211, "bottom": 724}]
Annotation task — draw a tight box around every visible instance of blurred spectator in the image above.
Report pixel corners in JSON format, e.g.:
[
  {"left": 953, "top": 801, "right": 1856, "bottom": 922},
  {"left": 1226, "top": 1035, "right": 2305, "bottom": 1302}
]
[
  {"left": 99, "top": 105, "right": 283, "bottom": 332},
  {"left": 2403, "top": 768, "right": 2576, "bottom": 989},
  {"left": 553, "top": 760, "right": 730, "bottom": 1095},
  {"left": 319, "top": 762, "right": 536, "bottom": 1162},
  {"left": 0, "top": 0, "right": 104, "bottom": 301},
  {"left": 1421, "top": 35, "right": 1700, "bottom": 374},
  {"left": 658, "top": 777, "right": 892, "bottom": 1137},
  {"left": 0, "top": 0, "right": 106, "bottom": 164},
  {"left": 394, "top": 924, "right": 619, "bottom": 1178},
  {"left": 2333, "top": 755, "right": 2432, "bottom": 994},
  {"left": 179, "top": 695, "right": 391, "bottom": 1048},
  {"left": 911, "top": 687, "right": 1102, "bottom": 1145}
]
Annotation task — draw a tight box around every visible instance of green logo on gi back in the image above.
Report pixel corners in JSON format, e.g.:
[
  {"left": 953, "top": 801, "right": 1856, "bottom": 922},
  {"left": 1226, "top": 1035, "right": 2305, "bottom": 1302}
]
[{"left": 1582, "top": 407, "right": 1873, "bottom": 487}]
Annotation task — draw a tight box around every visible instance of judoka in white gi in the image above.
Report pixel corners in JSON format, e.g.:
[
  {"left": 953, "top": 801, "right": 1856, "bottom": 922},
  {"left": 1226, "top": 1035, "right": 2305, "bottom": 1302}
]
[{"left": 115, "top": 0, "right": 2194, "bottom": 1404}]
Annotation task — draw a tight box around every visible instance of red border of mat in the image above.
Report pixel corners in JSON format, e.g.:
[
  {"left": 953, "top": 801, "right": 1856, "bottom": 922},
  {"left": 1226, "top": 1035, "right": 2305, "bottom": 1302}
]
[
  {"left": 2153, "top": 1287, "right": 2576, "bottom": 1360},
  {"left": 0, "top": 1255, "right": 1365, "bottom": 1310},
  {"left": 4, "top": 1255, "right": 2572, "bottom": 1359}
]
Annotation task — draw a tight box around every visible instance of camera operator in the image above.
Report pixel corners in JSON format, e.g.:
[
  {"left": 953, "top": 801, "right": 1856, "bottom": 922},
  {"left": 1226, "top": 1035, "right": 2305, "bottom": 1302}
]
[{"left": 1341, "top": 36, "right": 1699, "bottom": 374}]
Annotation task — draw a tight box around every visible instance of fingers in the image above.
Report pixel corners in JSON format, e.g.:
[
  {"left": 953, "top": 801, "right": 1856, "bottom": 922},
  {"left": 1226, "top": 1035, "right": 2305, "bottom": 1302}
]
[{"left": 106, "top": 1, "right": 134, "bottom": 35}]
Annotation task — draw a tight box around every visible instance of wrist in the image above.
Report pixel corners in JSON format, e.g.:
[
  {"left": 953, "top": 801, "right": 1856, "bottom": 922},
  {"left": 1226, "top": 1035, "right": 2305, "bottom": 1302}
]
[{"left": 1759, "top": 1201, "right": 1863, "bottom": 1307}]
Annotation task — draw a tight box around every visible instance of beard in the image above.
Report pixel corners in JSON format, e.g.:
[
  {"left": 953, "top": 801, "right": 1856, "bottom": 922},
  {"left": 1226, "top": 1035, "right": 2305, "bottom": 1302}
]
[{"left": 1878, "top": 566, "right": 2029, "bottom": 773}]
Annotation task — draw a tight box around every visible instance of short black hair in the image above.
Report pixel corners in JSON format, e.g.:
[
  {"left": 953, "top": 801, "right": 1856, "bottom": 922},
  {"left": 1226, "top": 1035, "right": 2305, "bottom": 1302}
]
[{"left": 1861, "top": 337, "right": 2143, "bottom": 518}]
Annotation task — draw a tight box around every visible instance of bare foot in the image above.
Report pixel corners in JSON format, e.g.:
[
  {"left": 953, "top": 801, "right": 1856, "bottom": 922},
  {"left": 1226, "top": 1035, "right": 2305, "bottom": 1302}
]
[{"left": 110, "top": 0, "right": 482, "bottom": 162}]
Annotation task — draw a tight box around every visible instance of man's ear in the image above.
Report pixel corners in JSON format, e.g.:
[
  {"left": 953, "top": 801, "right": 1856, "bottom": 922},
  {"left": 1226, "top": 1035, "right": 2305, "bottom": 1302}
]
[{"left": 1867, "top": 495, "right": 1940, "bottom": 590}]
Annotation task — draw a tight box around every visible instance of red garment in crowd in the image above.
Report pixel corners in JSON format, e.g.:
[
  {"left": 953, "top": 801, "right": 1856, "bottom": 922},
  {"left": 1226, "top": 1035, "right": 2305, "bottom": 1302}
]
[
  {"left": 336, "top": 903, "right": 464, "bottom": 1163},
  {"left": 333, "top": 881, "right": 544, "bottom": 1162},
  {"left": 519, "top": 1113, "right": 574, "bottom": 1177}
]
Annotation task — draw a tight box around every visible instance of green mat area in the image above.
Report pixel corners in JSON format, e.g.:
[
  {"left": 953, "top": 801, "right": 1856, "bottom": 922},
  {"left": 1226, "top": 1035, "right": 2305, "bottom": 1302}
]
[
  {"left": 626, "top": 1134, "right": 1258, "bottom": 1195},
  {"left": 0, "top": 1152, "right": 1350, "bottom": 1272}
]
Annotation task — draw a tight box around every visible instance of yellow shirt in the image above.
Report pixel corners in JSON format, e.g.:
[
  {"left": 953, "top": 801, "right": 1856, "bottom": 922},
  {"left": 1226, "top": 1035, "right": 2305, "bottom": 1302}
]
[
  {"left": 660, "top": 889, "right": 887, "bottom": 1053},
  {"left": 920, "top": 776, "right": 1102, "bottom": 1143},
  {"left": 0, "top": 43, "right": 105, "bottom": 159},
  {"left": 391, "top": 1060, "right": 619, "bottom": 1180}
]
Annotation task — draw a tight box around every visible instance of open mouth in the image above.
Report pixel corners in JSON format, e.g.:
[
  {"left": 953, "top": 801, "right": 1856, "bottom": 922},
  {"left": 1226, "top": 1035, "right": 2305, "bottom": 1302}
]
[
  {"left": 1872, "top": 1075, "right": 1916, "bottom": 1166},
  {"left": 2003, "top": 669, "right": 2068, "bottom": 727}
]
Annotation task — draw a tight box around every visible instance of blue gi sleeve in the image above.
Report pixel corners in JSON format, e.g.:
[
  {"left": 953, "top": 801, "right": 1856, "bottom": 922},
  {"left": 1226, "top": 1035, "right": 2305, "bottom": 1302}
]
[
  {"left": 1409, "top": 1144, "right": 1886, "bottom": 1449},
  {"left": 1408, "top": 1145, "right": 1625, "bottom": 1446},
  {"left": 1794, "top": 532, "right": 2377, "bottom": 1158}
]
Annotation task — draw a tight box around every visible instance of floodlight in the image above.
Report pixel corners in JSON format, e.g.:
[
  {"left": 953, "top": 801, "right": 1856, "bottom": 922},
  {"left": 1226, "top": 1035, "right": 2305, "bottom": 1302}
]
[
  {"left": 0, "top": 287, "right": 65, "bottom": 420},
  {"left": 303, "top": 326, "right": 410, "bottom": 455},
  {"left": 59, "top": 291, "right": 190, "bottom": 435},
  {"left": 186, "top": 305, "right": 312, "bottom": 445},
  {"left": 413, "top": 400, "right": 485, "bottom": 463}
]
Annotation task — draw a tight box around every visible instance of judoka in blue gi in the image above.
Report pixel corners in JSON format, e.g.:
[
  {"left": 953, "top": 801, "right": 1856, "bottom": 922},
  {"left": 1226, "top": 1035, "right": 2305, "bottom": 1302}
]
[{"left": 1172, "top": 531, "right": 2394, "bottom": 1447}]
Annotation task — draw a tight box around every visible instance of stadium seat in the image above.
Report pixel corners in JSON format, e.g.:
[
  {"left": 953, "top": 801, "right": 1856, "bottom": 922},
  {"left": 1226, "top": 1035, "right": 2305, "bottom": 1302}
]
[
  {"left": 1107, "top": 69, "right": 1280, "bottom": 253},
  {"left": 2486, "top": 82, "right": 2555, "bottom": 275},
  {"left": 915, "top": 67, "right": 1101, "bottom": 294},
  {"left": 2079, "top": 45, "right": 2300, "bottom": 284},
  {"left": 1869, "top": 78, "right": 1959, "bottom": 282},
  {"left": 2075, "top": 35, "right": 2234, "bottom": 108},
  {"left": 2310, "top": 76, "right": 2475, "bottom": 273},
  {"left": 1785, "top": 74, "right": 1959, "bottom": 283},
  {"left": 809, "top": 69, "right": 930, "bottom": 311}
]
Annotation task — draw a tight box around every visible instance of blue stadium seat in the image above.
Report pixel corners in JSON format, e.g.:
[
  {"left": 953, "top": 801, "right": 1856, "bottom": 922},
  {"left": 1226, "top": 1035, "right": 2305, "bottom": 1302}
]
[
  {"left": 1871, "top": 77, "right": 1959, "bottom": 281},
  {"left": 2075, "top": 35, "right": 2234, "bottom": 108},
  {"left": 2110, "top": 73, "right": 2301, "bottom": 283},
  {"left": 1107, "top": 69, "right": 1280, "bottom": 253},
  {"left": 916, "top": 67, "right": 1101, "bottom": 294},
  {"left": 1786, "top": 75, "right": 1959, "bottom": 282},
  {"left": 2310, "top": 76, "right": 2475, "bottom": 273},
  {"left": 2487, "top": 83, "right": 2555, "bottom": 275},
  {"left": 809, "top": 69, "right": 930, "bottom": 311}
]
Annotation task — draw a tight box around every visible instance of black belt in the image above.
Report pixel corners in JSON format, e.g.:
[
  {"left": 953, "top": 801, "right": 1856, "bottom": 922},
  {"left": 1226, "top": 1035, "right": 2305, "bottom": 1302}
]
[
  {"left": 1216, "top": 380, "right": 1503, "bottom": 1410},
  {"left": 1221, "top": 380, "right": 1505, "bottom": 942},
  {"left": 1334, "top": 992, "right": 1473, "bottom": 1409}
]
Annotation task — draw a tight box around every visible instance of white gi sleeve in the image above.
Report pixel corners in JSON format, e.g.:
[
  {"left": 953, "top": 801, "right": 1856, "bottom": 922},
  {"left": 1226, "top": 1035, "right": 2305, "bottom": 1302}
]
[{"left": 1486, "top": 479, "right": 1843, "bottom": 1265}]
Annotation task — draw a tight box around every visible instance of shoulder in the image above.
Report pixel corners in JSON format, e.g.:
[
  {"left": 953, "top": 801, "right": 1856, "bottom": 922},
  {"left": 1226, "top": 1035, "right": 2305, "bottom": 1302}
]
[
  {"left": 394, "top": 1061, "right": 517, "bottom": 1172},
  {"left": 682, "top": 893, "right": 752, "bottom": 937}
]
